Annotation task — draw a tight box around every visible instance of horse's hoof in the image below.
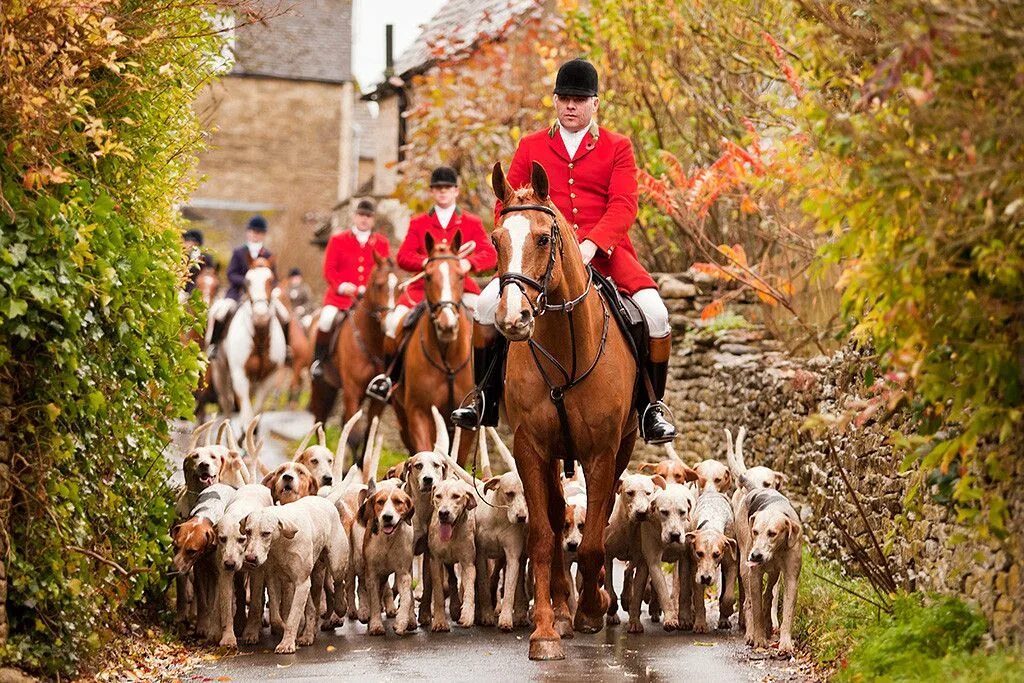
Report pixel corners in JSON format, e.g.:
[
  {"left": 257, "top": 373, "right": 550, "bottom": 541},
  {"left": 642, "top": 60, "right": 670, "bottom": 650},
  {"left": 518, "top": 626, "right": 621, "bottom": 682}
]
[
  {"left": 528, "top": 638, "right": 565, "bottom": 661},
  {"left": 573, "top": 609, "right": 603, "bottom": 634}
]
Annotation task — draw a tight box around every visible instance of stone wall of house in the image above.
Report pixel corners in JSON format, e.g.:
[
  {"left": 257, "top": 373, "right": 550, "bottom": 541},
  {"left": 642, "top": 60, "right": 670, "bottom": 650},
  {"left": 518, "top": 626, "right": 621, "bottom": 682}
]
[
  {"left": 189, "top": 75, "right": 349, "bottom": 295},
  {"left": 645, "top": 271, "right": 1024, "bottom": 643}
]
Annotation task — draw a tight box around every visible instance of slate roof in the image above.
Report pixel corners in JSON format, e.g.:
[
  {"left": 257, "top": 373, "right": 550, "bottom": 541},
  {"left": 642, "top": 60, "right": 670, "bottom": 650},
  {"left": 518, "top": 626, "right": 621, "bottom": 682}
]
[
  {"left": 233, "top": 0, "right": 353, "bottom": 83},
  {"left": 367, "top": 0, "right": 543, "bottom": 95}
]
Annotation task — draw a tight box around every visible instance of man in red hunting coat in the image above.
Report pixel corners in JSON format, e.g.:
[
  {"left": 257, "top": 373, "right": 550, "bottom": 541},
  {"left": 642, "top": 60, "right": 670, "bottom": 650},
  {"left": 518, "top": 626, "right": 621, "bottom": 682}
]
[
  {"left": 365, "top": 166, "right": 497, "bottom": 400},
  {"left": 310, "top": 198, "right": 391, "bottom": 379},
  {"left": 451, "top": 58, "right": 676, "bottom": 444}
]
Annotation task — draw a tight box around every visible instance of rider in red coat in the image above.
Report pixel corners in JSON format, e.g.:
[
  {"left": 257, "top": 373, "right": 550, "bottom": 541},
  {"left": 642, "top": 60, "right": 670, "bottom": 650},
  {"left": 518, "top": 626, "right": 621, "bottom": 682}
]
[
  {"left": 451, "top": 58, "right": 676, "bottom": 444},
  {"left": 310, "top": 198, "right": 391, "bottom": 379},
  {"left": 366, "top": 166, "right": 497, "bottom": 400}
]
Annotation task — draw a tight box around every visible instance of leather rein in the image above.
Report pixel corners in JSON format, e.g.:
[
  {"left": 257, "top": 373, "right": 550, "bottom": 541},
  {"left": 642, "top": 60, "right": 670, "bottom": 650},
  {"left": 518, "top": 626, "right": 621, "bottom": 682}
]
[{"left": 496, "top": 203, "right": 611, "bottom": 476}]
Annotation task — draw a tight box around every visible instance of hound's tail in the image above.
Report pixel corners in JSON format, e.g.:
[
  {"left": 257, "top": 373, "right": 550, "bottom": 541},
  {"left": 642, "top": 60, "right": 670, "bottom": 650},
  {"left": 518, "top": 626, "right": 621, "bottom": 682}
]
[{"left": 724, "top": 426, "right": 748, "bottom": 478}]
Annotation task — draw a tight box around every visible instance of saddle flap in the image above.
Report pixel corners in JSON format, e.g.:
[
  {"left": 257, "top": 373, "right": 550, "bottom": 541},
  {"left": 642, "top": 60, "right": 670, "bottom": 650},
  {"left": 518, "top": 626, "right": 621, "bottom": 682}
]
[{"left": 591, "top": 267, "right": 650, "bottom": 367}]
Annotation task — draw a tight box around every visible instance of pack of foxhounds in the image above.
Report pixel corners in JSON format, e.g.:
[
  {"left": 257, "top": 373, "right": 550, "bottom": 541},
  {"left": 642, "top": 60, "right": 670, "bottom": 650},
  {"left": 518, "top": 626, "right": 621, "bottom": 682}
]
[{"left": 172, "top": 414, "right": 802, "bottom": 656}]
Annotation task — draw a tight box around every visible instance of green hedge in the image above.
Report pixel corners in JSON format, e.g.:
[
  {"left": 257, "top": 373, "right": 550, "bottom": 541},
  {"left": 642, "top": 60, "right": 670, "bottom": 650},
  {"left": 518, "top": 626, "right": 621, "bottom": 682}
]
[{"left": 0, "top": 1, "right": 218, "bottom": 675}]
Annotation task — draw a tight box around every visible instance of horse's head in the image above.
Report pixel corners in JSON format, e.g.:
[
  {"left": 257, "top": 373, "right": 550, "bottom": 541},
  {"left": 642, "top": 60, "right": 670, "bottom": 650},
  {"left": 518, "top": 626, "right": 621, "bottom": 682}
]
[
  {"left": 490, "top": 161, "right": 580, "bottom": 341},
  {"left": 365, "top": 250, "right": 398, "bottom": 324},
  {"left": 244, "top": 265, "right": 275, "bottom": 325},
  {"left": 423, "top": 233, "right": 467, "bottom": 344},
  {"left": 196, "top": 269, "right": 219, "bottom": 307}
]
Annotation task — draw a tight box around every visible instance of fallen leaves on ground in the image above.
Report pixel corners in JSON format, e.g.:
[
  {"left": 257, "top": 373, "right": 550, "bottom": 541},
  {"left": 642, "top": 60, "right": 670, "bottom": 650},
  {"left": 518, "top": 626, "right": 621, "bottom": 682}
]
[{"left": 74, "top": 626, "right": 220, "bottom": 683}]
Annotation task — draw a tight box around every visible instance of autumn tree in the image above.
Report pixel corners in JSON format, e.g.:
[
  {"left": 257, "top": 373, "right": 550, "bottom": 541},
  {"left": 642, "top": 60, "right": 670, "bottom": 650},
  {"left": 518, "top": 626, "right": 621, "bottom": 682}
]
[{"left": 396, "top": 1, "right": 569, "bottom": 222}]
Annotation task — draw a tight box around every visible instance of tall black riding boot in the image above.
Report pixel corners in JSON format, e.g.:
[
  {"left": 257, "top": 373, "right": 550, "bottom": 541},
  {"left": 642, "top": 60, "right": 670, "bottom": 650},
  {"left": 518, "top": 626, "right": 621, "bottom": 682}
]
[
  {"left": 639, "top": 335, "right": 676, "bottom": 444},
  {"left": 451, "top": 332, "right": 507, "bottom": 430},
  {"left": 309, "top": 328, "right": 331, "bottom": 379},
  {"left": 207, "top": 317, "right": 228, "bottom": 360}
]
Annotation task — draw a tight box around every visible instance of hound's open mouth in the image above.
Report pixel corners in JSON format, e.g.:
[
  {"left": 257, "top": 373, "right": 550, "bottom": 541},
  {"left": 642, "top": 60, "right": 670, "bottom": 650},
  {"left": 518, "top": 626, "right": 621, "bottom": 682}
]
[
  {"left": 382, "top": 523, "right": 397, "bottom": 536},
  {"left": 198, "top": 474, "right": 215, "bottom": 486},
  {"left": 439, "top": 521, "right": 454, "bottom": 542}
]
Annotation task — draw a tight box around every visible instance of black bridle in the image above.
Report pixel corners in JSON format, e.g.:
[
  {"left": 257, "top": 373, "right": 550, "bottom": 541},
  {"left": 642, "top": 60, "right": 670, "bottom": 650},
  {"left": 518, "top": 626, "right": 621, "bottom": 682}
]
[
  {"left": 422, "top": 252, "right": 472, "bottom": 418},
  {"left": 494, "top": 203, "right": 610, "bottom": 476}
]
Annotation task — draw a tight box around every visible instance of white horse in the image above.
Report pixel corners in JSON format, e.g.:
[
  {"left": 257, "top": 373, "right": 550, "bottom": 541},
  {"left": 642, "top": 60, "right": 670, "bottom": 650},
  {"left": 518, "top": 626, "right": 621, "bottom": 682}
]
[{"left": 211, "top": 264, "right": 287, "bottom": 428}]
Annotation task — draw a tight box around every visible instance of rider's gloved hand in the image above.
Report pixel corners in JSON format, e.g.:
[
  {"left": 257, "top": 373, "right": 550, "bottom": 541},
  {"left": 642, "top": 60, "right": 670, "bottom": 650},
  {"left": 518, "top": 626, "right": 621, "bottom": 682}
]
[
  {"left": 579, "top": 239, "right": 598, "bottom": 265},
  {"left": 459, "top": 258, "right": 471, "bottom": 273},
  {"left": 337, "top": 282, "right": 357, "bottom": 296}
]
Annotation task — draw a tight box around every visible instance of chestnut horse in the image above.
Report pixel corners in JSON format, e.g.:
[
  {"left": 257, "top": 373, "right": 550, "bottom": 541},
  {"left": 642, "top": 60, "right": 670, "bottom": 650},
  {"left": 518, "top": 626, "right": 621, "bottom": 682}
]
[
  {"left": 491, "top": 162, "right": 638, "bottom": 660},
  {"left": 392, "top": 236, "right": 474, "bottom": 464},
  {"left": 309, "top": 251, "right": 398, "bottom": 456}
]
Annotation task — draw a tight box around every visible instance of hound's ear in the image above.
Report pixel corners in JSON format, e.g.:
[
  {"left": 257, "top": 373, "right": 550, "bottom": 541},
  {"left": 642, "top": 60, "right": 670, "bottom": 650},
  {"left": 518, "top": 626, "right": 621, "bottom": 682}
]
[
  {"left": 424, "top": 231, "right": 436, "bottom": 255},
  {"left": 358, "top": 490, "right": 373, "bottom": 526},
  {"left": 786, "top": 518, "right": 802, "bottom": 549},
  {"left": 261, "top": 469, "right": 278, "bottom": 489},
  {"left": 238, "top": 515, "right": 250, "bottom": 535},
  {"left": 278, "top": 518, "right": 299, "bottom": 539},
  {"left": 774, "top": 472, "right": 788, "bottom": 490},
  {"left": 614, "top": 478, "right": 623, "bottom": 495},
  {"left": 304, "top": 472, "right": 319, "bottom": 497},
  {"left": 722, "top": 470, "right": 733, "bottom": 490},
  {"left": 170, "top": 523, "right": 182, "bottom": 541},
  {"left": 452, "top": 230, "right": 463, "bottom": 253},
  {"left": 483, "top": 476, "right": 501, "bottom": 493},
  {"left": 492, "top": 162, "right": 511, "bottom": 204},
  {"left": 564, "top": 505, "right": 574, "bottom": 528},
  {"left": 638, "top": 462, "right": 658, "bottom": 474},
  {"left": 530, "top": 161, "right": 549, "bottom": 201},
  {"left": 203, "top": 526, "right": 216, "bottom": 547},
  {"left": 651, "top": 474, "right": 667, "bottom": 490},
  {"left": 463, "top": 486, "right": 478, "bottom": 510},
  {"left": 401, "top": 494, "right": 415, "bottom": 523},
  {"left": 683, "top": 466, "right": 700, "bottom": 483},
  {"left": 398, "top": 458, "right": 412, "bottom": 482},
  {"left": 685, "top": 531, "right": 697, "bottom": 548},
  {"left": 725, "top": 536, "right": 738, "bottom": 559}
]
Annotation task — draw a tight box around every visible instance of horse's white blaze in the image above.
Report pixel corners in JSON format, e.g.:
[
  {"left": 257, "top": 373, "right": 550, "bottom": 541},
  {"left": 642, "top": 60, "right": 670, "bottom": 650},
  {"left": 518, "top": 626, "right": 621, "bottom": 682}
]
[
  {"left": 386, "top": 272, "right": 398, "bottom": 310},
  {"left": 502, "top": 215, "right": 531, "bottom": 324},
  {"left": 438, "top": 262, "right": 457, "bottom": 328}
]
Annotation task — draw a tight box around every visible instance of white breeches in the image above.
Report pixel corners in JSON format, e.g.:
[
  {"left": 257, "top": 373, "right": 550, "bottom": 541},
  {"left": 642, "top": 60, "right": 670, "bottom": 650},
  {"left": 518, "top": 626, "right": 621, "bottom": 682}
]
[
  {"left": 474, "top": 280, "right": 670, "bottom": 338},
  {"left": 211, "top": 297, "right": 237, "bottom": 322},
  {"left": 319, "top": 305, "right": 339, "bottom": 332},
  {"left": 384, "top": 292, "right": 479, "bottom": 339}
]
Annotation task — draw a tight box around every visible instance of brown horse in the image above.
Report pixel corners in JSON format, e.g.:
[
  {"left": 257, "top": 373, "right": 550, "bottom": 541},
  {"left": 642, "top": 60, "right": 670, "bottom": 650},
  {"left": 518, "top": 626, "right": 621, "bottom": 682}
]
[
  {"left": 392, "top": 236, "right": 474, "bottom": 464},
  {"left": 284, "top": 301, "right": 312, "bottom": 404},
  {"left": 490, "top": 162, "right": 638, "bottom": 660},
  {"left": 191, "top": 268, "right": 220, "bottom": 422},
  {"left": 309, "top": 251, "right": 398, "bottom": 454}
]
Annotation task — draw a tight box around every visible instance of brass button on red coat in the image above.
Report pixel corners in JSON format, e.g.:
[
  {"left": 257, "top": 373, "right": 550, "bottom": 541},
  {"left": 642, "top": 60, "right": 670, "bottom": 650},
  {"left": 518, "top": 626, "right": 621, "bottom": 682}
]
[
  {"left": 568, "top": 178, "right": 574, "bottom": 185},
  {"left": 573, "top": 223, "right": 579, "bottom": 230},
  {"left": 572, "top": 208, "right": 578, "bottom": 214},
  {"left": 358, "top": 266, "right": 364, "bottom": 273},
  {"left": 570, "top": 192, "right": 576, "bottom": 199},
  {"left": 568, "top": 163, "right": 574, "bottom": 169}
]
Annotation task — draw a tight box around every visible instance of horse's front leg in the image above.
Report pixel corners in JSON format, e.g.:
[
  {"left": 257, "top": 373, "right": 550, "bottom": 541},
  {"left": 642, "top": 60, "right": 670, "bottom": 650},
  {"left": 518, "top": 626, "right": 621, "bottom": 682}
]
[
  {"left": 575, "top": 449, "right": 617, "bottom": 634},
  {"left": 544, "top": 464, "right": 572, "bottom": 639},
  {"left": 230, "top": 366, "right": 253, "bottom": 426},
  {"left": 516, "top": 443, "right": 563, "bottom": 660}
]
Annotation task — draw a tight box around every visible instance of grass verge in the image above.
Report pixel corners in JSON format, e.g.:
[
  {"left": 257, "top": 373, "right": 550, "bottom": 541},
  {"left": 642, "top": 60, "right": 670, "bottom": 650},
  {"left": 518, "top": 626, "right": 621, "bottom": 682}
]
[{"left": 797, "top": 553, "right": 1024, "bottom": 681}]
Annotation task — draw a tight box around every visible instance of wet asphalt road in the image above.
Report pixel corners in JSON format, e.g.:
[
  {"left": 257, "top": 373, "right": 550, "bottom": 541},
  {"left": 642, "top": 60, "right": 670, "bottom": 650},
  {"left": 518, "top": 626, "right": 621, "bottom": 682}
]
[
  {"left": 170, "top": 412, "right": 813, "bottom": 682},
  {"left": 186, "top": 611, "right": 810, "bottom": 683}
]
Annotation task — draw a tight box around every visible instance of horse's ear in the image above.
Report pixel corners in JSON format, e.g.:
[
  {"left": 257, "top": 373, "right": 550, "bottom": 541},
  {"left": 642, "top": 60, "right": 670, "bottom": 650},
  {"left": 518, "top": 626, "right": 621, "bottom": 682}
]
[
  {"left": 452, "top": 230, "right": 463, "bottom": 253},
  {"left": 531, "top": 161, "right": 549, "bottom": 201},
  {"left": 491, "top": 162, "right": 511, "bottom": 203},
  {"left": 424, "top": 231, "right": 436, "bottom": 255}
]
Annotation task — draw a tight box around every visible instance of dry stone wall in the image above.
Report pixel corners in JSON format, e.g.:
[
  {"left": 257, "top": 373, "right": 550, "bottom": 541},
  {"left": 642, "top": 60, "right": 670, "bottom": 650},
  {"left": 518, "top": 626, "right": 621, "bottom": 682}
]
[{"left": 647, "top": 271, "right": 1024, "bottom": 643}]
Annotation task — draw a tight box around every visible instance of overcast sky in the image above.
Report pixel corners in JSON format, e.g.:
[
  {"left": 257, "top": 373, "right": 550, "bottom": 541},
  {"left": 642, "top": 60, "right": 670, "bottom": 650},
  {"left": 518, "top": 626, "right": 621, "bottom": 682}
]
[{"left": 353, "top": 0, "right": 446, "bottom": 92}]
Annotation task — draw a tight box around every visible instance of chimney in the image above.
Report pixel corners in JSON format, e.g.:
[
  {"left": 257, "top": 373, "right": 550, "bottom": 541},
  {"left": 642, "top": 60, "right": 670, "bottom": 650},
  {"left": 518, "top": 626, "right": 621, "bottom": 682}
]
[{"left": 384, "top": 24, "right": 394, "bottom": 77}]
